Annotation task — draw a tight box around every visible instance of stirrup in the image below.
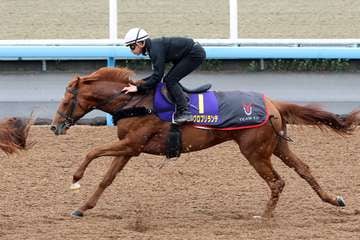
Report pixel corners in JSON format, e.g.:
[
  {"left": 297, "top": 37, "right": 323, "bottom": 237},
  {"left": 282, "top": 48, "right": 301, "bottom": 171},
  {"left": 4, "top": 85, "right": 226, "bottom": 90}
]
[{"left": 172, "top": 111, "right": 193, "bottom": 124}]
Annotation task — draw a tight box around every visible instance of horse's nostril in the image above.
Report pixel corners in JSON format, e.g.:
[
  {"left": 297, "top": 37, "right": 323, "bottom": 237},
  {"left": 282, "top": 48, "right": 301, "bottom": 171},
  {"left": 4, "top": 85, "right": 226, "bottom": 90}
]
[{"left": 50, "top": 125, "right": 57, "bottom": 132}]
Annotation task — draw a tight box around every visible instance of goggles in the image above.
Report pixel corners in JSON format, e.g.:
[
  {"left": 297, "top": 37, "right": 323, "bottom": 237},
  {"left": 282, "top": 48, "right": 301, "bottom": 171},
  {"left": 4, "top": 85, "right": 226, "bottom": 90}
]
[{"left": 129, "top": 43, "right": 137, "bottom": 50}]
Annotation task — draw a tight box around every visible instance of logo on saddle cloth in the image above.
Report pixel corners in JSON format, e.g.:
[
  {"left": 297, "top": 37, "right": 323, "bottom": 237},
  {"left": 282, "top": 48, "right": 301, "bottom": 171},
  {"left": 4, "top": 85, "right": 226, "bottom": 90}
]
[
  {"left": 154, "top": 83, "right": 269, "bottom": 130},
  {"left": 243, "top": 103, "right": 253, "bottom": 116}
]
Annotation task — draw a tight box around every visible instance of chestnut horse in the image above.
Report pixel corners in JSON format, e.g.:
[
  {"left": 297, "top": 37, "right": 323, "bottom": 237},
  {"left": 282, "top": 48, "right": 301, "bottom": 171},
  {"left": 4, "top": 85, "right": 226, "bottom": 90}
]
[
  {"left": 51, "top": 67, "right": 359, "bottom": 218},
  {"left": 0, "top": 117, "right": 33, "bottom": 155}
]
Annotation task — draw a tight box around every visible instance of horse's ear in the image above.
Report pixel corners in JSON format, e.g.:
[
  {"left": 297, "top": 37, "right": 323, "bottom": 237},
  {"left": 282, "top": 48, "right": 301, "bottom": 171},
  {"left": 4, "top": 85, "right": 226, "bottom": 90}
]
[
  {"left": 69, "top": 75, "right": 81, "bottom": 86},
  {"left": 81, "top": 76, "right": 97, "bottom": 84},
  {"left": 73, "top": 75, "right": 81, "bottom": 86}
]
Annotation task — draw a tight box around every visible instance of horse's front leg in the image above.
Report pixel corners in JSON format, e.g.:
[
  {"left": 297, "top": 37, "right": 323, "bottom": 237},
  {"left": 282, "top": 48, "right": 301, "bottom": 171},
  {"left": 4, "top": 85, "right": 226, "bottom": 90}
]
[
  {"left": 71, "top": 155, "right": 130, "bottom": 218},
  {"left": 72, "top": 139, "right": 132, "bottom": 185}
]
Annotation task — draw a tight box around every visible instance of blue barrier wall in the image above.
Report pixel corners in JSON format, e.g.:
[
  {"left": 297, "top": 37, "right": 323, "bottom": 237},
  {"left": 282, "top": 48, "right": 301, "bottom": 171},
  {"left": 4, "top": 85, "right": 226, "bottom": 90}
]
[{"left": 1, "top": 46, "right": 360, "bottom": 60}]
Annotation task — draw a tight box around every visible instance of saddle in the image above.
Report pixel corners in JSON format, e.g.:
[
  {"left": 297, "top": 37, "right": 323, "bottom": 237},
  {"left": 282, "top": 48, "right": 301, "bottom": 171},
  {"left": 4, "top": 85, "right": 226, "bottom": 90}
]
[{"left": 160, "top": 83, "right": 212, "bottom": 104}]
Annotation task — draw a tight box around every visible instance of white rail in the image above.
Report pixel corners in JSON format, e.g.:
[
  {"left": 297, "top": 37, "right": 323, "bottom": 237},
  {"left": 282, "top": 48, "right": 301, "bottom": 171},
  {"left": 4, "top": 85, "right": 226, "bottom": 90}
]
[
  {"left": 1, "top": 39, "right": 360, "bottom": 47},
  {"left": 109, "top": 0, "right": 117, "bottom": 40},
  {"left": 229, "top": 0, "right": 238, "bottom": 39}
]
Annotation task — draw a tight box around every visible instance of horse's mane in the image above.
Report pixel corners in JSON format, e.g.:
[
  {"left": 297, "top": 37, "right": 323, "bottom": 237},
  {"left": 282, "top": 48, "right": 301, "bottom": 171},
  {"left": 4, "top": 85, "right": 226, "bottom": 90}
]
[
  {"left": 0, "top": 117, "right": 33, "bottom": 155},
  {"left": 77, "top": 67, "right": 135, "bottom": 85}
]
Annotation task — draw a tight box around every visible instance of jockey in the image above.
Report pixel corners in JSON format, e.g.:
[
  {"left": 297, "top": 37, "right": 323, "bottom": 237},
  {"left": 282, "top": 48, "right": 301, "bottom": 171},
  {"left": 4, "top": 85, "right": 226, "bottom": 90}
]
[{"left": 121, "top": 28, "right": 206, "bottom": 124}]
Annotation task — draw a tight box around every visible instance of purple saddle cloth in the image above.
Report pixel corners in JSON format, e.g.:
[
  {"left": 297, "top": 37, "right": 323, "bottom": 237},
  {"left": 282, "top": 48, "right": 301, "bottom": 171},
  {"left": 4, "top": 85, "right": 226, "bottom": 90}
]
[{"left": 154, "top": 83, "right": 269, "bottom": 129}]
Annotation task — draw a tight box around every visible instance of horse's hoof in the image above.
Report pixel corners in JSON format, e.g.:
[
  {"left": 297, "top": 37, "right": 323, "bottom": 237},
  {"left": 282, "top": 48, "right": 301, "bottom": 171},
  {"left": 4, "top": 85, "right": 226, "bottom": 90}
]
[
  {"left": 70, "top": 210, "right": 84, "bottom": 218},
  {"left": 70, "top": 181, "right": 81, "bottom": 190},
  {"left": 336, "top": 196, "right": 346, "bottom": 207}
]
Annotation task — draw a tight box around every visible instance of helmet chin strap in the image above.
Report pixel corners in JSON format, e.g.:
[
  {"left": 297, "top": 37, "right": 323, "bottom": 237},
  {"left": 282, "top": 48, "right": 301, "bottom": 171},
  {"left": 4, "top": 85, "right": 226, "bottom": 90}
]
[{"left": 141, "top": 40, "right": 148, "bottom": 56}]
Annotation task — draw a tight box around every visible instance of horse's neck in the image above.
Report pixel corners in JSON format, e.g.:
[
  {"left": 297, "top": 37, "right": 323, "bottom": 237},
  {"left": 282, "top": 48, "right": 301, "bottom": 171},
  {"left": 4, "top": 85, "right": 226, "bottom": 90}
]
[
  {"left": 100, "top": 89, "right": 154, "bottom": 114},
  {"left": 125, "top": 91, "right": 154, "bottom": 109}
]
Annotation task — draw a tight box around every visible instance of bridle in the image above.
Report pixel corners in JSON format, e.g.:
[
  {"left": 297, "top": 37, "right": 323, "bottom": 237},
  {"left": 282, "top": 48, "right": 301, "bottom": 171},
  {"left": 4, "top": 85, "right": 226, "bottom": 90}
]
[
  {"left": 56, "top": 84, "right": 143, "bottom": 128},
  {"left": 56, "top": 87, "right": 86, "bottom": 128}
]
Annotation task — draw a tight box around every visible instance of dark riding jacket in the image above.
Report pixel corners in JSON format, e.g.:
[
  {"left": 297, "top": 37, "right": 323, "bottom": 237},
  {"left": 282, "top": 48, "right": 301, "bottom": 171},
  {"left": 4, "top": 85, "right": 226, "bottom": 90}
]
[{"left": 137, "top": 37, "right": 195, "bottom": 92}]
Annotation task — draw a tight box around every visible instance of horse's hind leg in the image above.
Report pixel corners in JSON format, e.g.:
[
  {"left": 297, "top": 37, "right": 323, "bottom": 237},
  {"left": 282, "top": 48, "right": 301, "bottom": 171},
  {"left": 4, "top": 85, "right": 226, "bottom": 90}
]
[
  {"left": 246, "top": 155, "right": 285, "bottom": 218},
  {"left": 273, "top": 139, "right": 345, "bottom": 207},
  {"left": 235, "top": 131, "right": 285, "bottom": 218}
]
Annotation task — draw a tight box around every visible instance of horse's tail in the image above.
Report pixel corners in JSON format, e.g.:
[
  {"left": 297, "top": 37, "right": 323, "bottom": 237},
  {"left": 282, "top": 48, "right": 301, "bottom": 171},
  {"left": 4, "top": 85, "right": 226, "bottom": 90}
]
[
  {"left": 273, "top": 101, "right": 360, "bottom": 135},
  {"left": 0, "top": 115, "right": 35, "bottom": 155}
]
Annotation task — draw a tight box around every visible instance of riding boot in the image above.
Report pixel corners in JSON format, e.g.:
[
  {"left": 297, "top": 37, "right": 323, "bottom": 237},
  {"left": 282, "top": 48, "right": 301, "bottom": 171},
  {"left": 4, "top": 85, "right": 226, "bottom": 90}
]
[
  {"left": 166, "top": 83, "right": 193, "bottom": 124},
  {"left": 174, "top": 109, "right": 193, "bottom": 124}
]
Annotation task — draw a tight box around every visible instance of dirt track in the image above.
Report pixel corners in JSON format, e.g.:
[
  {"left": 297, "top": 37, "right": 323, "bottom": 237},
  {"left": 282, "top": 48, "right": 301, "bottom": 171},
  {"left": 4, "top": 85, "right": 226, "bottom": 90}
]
[
  {"left": 1, "top": 125, "right": 360, "bottom": 239},
  {"left": 1, "top": 0, "right": 360, "bottom": 39}
]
